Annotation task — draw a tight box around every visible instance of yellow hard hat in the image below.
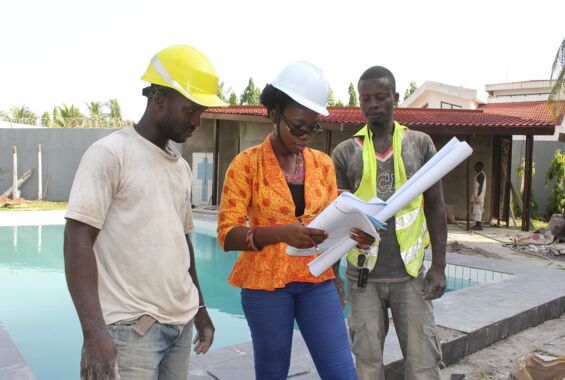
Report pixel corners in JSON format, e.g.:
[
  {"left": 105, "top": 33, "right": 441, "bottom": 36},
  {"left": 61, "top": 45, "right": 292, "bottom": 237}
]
[{"left": 141, "top": 45, "right": 227, "bottom": 107}]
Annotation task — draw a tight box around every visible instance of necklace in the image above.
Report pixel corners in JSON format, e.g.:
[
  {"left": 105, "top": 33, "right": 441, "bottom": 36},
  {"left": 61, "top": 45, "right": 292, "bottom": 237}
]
[{"left": 283, "top": 153, "right": 305, "bottom": 185}]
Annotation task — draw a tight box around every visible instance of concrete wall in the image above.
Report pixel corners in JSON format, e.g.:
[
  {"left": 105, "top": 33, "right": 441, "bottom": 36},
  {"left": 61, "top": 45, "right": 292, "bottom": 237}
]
[
  {"left": 0, "top": 128, "right": 119, "bottom": 201},
  {"left": 1, "top": 124, "right": 501, "bottom": 220},
  {"left": 511, "top": 139, "right": 564, "bottom": 217},
  {"left": 409, "top": 91, "right": 477, "bottom": 109}
]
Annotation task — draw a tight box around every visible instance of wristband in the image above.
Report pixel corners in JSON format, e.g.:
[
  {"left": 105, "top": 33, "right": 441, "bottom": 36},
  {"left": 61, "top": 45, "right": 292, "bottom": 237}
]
[{"left": 246, "top": 227, "right": 259, "bottom": 251}]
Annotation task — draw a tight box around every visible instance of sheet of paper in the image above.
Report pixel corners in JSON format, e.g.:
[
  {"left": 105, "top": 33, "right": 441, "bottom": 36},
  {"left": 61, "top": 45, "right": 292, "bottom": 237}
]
[{"left": 286, "top": 198, "right": 382, "bottom": 256}]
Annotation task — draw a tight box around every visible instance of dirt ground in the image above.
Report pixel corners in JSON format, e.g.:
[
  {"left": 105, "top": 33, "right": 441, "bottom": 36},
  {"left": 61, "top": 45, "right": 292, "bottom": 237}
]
[
  {"left": 440, "top": 314, "right": 565, "bottom": 379},
  {"left": 439, "top": 224, "right": 565, "bottom": 379}
]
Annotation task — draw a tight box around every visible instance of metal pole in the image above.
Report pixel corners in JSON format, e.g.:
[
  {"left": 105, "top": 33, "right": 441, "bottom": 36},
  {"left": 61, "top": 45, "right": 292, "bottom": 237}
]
[
  {"left": 521, "top": 135, "right": 534, "bottom": 231},
  {"left": 324, "top": 130, "right": 332, "bottom": 155},
  {"left": 466, "top": 136, "right": 470, "bottom": 231},
  {"left": 211, "top": 119, "right": 220, "bottom": 206},
  {"left": 12, "top": 146, "right": 19, "bottom": 199},
  {"left": 37, "top": 144, "right": 43, "bottom": 200}
]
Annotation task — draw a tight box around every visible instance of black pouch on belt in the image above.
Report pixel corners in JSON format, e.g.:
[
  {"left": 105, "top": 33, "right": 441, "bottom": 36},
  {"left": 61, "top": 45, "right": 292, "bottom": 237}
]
[{"left": 357, "top": 254, "right": 369, "bottom": 288}]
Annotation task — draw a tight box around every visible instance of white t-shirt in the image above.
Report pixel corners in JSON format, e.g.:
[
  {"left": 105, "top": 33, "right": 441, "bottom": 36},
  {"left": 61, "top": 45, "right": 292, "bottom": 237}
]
[{"left": 66, "top": 126, "right": 199, "bottom": 325}]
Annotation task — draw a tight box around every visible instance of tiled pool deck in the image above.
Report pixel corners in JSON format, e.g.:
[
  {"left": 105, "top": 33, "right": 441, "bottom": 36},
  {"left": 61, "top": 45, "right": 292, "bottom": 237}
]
[{"left": 1, "top": 210, "right": 564, "bottom": 379}]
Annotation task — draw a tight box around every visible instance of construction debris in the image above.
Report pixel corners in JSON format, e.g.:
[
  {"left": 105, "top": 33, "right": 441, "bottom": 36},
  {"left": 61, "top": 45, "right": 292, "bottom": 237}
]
[
  {"left": 548, "top": 214, "right": 565, "bottom": 242},
  {"left": 510, "top": 353, "right": 565, "bottom": 380},
  {"left": 0, "top": 169, "right": 32, "bottom": 198},
  {"left": 513, "top": 231, "right": 555, "bottom": 246},
  {"left": 0, "top": 197, "right": 26, "bottom": 208}
]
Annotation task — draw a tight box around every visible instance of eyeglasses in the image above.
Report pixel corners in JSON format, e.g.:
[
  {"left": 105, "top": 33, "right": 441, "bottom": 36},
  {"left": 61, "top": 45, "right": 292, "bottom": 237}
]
[{"left": 280, "top": 113, "right": 324, "bottom": 137}]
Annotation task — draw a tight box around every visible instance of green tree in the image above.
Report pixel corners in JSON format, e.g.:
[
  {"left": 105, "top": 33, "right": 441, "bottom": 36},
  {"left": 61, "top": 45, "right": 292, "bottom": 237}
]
[
  {"left": 51, "top": 104, "right": 85, "bottom": 128},
  {"left": 403, "top": 80, "right": 418, "bottom": 101},
  {"left": 41, "top": 111, "right": 51, "bottom": 127},
  {"left": 549, "top": 37, "right": 565, "bottom": 121},
  {"left": 328, "top": 87, "right": 344, "bottom": 107},
  {"left": 217, "top": 81, "right": 234, "bottom": 102},
  {"left": 86, "top": 101, "right": 104, "bottom": 118},
  {"left": 327, "top": 87, "right": 337, "bottom": 107},
  {"left": 216, "top": 81, "right": 226, "bottom": 101},
  {"left": 545, "top": 149, "right": 565, "bottom": 215},
  {"left": 240, "top": 78, "right": 261, "bottom": 106},
  {"left": 106, "top": 99, "right": 122, "bottom": 127},
  {"left": 107, "top": 99, "right": 122, "bottom": 119},
  {"left": 86, "top": 101, "right": 105, "bottom": 128},
  {"left": 228, "top": 91, "right": 238, "bottom": 106},
  {"left": 347, "top": 83, "right": 358, "bottom": 107},
  {"left": 1, "top": 105, "right": 37, "bottom": 125}
]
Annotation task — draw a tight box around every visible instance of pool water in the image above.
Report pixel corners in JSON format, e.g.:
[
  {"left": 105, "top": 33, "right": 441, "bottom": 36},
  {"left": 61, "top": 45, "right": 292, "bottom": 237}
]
[
  {"left": 0, "top": 225, "right": 249, "bottom": 380},
  {"left": 0, "top": 224, "right": 510, "bottom": 379}
]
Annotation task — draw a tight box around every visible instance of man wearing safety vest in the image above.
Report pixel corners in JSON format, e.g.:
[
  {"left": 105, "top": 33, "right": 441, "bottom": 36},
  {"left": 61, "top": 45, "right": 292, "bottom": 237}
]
[
  {"left": 65, "top": 45, "right": 226, "bottom": 379},
  {"left": 332, "top": 66, "right": 447, "bottom": 379}
]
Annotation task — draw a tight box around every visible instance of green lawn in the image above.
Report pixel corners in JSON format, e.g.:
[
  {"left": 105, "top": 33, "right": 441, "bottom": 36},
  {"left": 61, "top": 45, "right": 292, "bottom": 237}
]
[{"left": 0, "top": 200, "right": 67, "bottom": 212}]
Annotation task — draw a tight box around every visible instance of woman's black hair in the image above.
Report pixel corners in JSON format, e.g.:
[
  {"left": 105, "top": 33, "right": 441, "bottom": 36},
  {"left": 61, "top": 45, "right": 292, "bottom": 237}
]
[{"left": 260, "top": 84, "right": 298, "bottom": 117}]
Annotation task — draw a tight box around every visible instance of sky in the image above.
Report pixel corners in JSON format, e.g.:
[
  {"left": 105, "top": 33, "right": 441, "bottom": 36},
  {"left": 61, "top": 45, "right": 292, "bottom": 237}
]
[{"left": 1, "top": 0, "right": 564, "bottom": 121}]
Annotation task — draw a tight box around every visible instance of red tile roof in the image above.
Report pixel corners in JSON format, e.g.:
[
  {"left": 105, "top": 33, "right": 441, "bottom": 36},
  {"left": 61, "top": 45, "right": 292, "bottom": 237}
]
[
  {"left": 479, "top": 101, "right": 565, "bottom": 124},
  {"left": 205, "top": 105, "right": 558, "bottom": 132}
]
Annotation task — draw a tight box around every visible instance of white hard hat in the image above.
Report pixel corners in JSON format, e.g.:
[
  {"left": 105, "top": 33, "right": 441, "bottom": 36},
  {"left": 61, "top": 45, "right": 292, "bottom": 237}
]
[{"left": 272, "top": 61, "right": 330, "bottom": 116}]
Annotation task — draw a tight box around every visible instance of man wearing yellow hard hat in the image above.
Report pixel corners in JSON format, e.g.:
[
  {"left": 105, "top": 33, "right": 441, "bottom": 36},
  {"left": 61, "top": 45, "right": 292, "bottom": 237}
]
[{"left": 64, "top": 45, "right": 227, "bottom": 380}]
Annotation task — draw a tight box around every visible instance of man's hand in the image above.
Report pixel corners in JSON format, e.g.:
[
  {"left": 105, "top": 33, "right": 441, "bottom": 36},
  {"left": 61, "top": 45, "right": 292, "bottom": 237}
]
[
  {"left": 80, "top": 329, "right": 119, "bottom": 380},
  {"left": 422, "top": 265, "right": 446, "bottom": 300},
  {"left": 350, "top": 228, "right": 376, "bottom": 250},
  {"left": 193, "top": 307, "right": 215, "bottom": 354},
  {"left": 278, "top": 223, "right": 328, "bottom": 249}
]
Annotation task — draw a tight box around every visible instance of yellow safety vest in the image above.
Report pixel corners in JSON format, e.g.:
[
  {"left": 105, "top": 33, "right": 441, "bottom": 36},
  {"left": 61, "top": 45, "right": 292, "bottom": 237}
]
[{"left": 346, "top": 122, "right": 429, "bottom": 277}]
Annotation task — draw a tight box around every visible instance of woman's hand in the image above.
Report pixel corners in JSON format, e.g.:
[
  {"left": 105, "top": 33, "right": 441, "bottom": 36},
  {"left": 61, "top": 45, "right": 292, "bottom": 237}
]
[
  {"left": 278, "top": 223, "right": 327, "bottom": 248},
  {"left": 349, "top": 228, "right": 375, "bottom": 250}
]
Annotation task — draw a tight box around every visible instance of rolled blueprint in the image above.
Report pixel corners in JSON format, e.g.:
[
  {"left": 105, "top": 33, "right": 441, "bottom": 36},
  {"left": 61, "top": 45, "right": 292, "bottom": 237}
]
[
  {"left": 308, "top": 236, "right": 358, "bottom": 277},
  {"left": 307, "top": 138, "right": 473, "bottom": 277},
  {"left": 375, "top": 140, "right": 472, "bottom": 222},
  {"left": 385, "top": 137, "right": 460, "bottom": 204}
]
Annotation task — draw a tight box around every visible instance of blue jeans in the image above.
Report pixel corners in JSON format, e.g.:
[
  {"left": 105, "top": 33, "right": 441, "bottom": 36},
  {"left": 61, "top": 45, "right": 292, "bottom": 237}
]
[
  {"left": 107, "top": 318, "right": 193, "bottom": 380},
  {"left": 242, "top": 280, "right": 357, "bottom": 380}
]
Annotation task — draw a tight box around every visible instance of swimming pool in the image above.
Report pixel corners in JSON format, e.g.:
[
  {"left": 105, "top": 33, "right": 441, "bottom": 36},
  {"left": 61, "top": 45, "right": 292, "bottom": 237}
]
[
  {"left": 0, "top": 224, "right": 249, "bottom": 380},
  {"left": 0, "top": 223, "right": 510, "bottom": 379}
]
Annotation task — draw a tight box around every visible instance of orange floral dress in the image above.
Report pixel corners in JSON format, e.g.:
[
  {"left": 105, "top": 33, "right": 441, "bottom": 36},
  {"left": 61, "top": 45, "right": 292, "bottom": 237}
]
[{"left": 217, "top": 135, "right": 337, "bottom": 290}]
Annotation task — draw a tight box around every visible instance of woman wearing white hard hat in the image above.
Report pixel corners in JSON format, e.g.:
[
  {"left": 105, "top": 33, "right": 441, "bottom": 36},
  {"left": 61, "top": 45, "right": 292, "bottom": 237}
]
[{"left": 218, "top": 62, "right": 372, "bottom": 379}]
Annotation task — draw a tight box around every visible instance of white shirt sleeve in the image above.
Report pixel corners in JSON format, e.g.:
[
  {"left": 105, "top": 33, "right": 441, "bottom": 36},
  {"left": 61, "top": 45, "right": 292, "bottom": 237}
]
[{"left": 65, "top": 144, "right": 119, "bottom": 229}]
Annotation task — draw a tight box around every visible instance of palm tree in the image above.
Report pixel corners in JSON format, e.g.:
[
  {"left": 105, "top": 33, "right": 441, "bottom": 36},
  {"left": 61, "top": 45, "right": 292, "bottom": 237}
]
[
  {"left": 548, "top": 37, "right": 565, "bottom": 237},
  {"left": 549, "top": 37, "right": 565, "bottom": 121},
  {"left": 52, "top": 104, "right": 85, "bottom": 128},
  {"left": 106, "top": 99, "right": 122, "bottom": 128},
  {"left": 41, "top": 111, "right": 52, "bottom": 127},
  {"left": 1, "top": 105, "right": 38, "bottom": 125},
  {"left": 86, "top": 101, "right": 104, "bottom": 118},
  {"left": 86, "top": 101, "right": 105, "bottom": 128},
  {"left": 107, "top": 99, "right": 121, "bottom": 119}
]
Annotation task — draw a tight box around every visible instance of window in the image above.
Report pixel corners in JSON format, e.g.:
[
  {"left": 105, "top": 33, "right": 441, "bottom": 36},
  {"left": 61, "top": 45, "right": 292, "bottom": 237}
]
[{"left": 440, "top": 101, "right": 462, "bottom": 109}]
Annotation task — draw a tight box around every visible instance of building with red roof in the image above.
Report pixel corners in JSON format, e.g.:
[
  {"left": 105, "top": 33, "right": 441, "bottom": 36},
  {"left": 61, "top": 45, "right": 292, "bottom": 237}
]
[{"left": 181, "top": 98, "right": 561, "bottom": 230}]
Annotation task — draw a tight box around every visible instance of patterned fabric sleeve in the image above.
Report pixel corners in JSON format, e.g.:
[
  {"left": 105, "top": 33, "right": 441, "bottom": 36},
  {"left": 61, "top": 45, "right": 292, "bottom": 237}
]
[{"left": 217, "top": 150, "right": 253, "bottom": 249}]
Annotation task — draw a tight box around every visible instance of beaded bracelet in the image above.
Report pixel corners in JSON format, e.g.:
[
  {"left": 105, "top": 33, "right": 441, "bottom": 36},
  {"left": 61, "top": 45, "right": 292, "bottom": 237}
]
[{"left": 246, "top": 227, "right": 259, "bottom": 251}]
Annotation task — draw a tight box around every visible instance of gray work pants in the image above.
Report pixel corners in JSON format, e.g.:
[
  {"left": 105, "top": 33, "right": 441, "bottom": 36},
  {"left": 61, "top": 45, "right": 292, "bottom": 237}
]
[{"left": 347, "top": 275, "right": 441, "bottom": 380}]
